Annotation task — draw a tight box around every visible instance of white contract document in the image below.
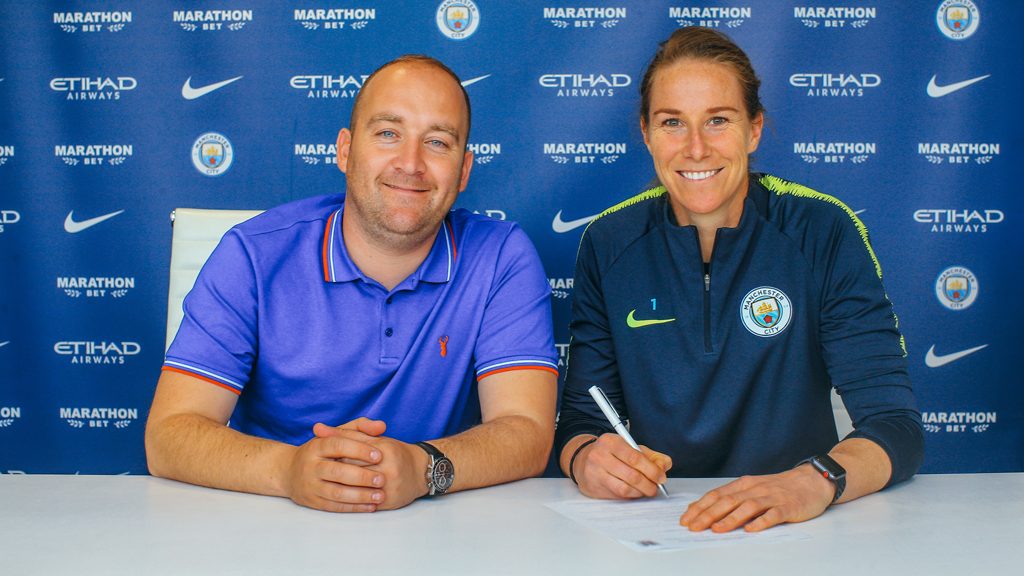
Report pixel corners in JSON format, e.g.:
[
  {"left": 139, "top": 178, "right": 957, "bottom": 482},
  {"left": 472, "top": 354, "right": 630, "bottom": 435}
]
[{"left": 545, "top": 493, "right": 809, "bottom": 551}]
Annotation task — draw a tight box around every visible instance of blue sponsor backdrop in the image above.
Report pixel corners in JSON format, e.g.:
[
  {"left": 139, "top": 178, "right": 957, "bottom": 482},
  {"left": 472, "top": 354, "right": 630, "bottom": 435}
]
[{"left": 1, "top": 1, "right": 1020, "bottom": 474}]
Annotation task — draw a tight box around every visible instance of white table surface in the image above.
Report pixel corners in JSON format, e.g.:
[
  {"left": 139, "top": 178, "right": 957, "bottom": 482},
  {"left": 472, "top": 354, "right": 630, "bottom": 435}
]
[{"left": 1, "top": 474, "right": 1021, "bottom": 575}]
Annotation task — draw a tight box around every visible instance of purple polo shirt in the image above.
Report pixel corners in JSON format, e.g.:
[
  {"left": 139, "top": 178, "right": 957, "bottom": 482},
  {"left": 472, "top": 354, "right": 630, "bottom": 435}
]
[{"left": 163, "top": 194, "right": 557, "bottom": 445}]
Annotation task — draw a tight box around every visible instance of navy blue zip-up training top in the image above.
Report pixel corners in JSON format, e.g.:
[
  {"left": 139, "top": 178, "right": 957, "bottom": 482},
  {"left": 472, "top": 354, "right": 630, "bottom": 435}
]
[{"left": 556, "top": 174, "right": 924, "bottom": 484}]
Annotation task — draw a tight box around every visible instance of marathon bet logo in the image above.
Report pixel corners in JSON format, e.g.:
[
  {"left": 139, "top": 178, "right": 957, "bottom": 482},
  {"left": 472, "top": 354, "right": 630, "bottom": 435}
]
[
  {"left": 538, "top": 73, "right": 631, "bottom": 97},
  {"left": 294, "top": 8, "right": 376, "bottom": 30},
  {"left": 54, "top": 341, "right": 141, "bottom": 365},
  {"left": 290, "top": 74, "right": 368, "bottom": 99},
  {"left": 57, "top": 276, "right": 135, "bottom": 299},
  {"left": 918, "top": 142, "right": 999, "bottom": 165},
  {"left": 0, "top": 406, "right": 20, "bottom": 429},
  {"left": 544, "top": 142, "right": 626, "bottom": 165},
  {"left": 669, "top": 6, "right": 751, "bottom": 28},
  {"left": 55, "top": 144, "right": 133, "bottom": 167},
  {"left": 60, "top": 407, "right": 139, "bottom": 430},
  {"left": 468, "top": 142, "right": 502, "bottom": 165},
  {"left": 793, "top": 142, "right": 876, "bottom": 164},
  {"left": 794, "top": 6, "right": 875, "bottom": 29},
  {"left": 789, "top": 73, "right": 880, "bottom": 97},
  {"left": 914, "top": 209, "right": 1003, "bottom": 234},
  {"left": 173, "top": 9, "right": 253, "bottom": 31},
  {"left": 549, "top": 277, "right": 574, "bottom": 300},
  {"left": 53, "top": 11, "right": 132, "bottom": 33},
  {"left": 295, "top": 143, "right": 337, "bottom": 167},
  {"left": 543, "top": 6, "right": 627, "bottom": 29},
  {"left": 50, "top": 77, "right": 137, "bottom": 101},
  {"left": 921, "top": 410, "right": 995, "bottom": 434},
  {"left": 0, "top": 209, "right": 20, "bottom": 233},
  {"left": 0, "top": 144, "right": 12, "bottom": 166}
]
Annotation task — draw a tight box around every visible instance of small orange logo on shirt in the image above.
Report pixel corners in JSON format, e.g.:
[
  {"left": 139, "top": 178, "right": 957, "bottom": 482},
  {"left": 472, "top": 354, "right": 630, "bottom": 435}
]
[{"left": 438, "top": 335, "right": 449, "bottom": 357}]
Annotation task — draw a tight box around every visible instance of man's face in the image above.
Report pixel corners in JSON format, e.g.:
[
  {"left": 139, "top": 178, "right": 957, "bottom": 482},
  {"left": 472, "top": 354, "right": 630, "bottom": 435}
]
[{"left": 337, "top": 62, "right": 473, "bottom": 250}]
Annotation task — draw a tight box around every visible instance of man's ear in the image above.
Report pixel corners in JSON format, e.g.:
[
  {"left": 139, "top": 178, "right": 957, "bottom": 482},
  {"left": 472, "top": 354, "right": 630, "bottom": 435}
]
[
  {"left": 336, "top": 128, "right": 352, "bottom": 174},
  {"left": 458, "top": 149, "right": 474, "bottom": 192}
]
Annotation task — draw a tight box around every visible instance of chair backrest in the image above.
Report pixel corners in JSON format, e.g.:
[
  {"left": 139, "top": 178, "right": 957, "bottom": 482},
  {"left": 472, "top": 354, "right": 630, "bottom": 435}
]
[
  {"left": 166, "top": 208, "right": 263, "bottom": 350},
  {"left": 832, "top": 389, "right": 854, "bottom": 438}
]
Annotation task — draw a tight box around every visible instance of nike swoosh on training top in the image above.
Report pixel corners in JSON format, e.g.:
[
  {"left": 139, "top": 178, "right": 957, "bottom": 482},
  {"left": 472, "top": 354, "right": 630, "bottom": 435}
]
[
  {"left": 926, "top": 74, "right": 990, "bottom": 98},
  {"left": 626, "top": 309, "right": 676, "bottom": 328},
  {"left": 552, "top": 210, "right": 599, "bottom": 233},
  {"left": 460, "top": 74, "right": 491, "bottom": 87},
  {"left": 64, "top": 210, "right": 125, "bottom": 233},
  {"left": 925, "top": 344, "right": 988, "bottom": 368},
  {"left": 181, "top": 76, "right": 244, "bottom": 100}
]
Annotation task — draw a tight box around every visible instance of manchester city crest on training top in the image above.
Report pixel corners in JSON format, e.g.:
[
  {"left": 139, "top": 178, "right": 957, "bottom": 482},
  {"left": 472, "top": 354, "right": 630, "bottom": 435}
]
[
  {"left": 191, "top": 132, "right": 233, "bottom": 176},
  {"left": 436, "top": 0, "right": 479, "bottom": 40},
  {"left": 936, "top": 0, "right": 980, "bottom": 40},
  {"left": 935, "top": 266, "right": 978, "bottom": 310},
  {"left": 740, "top": 286, "right": 793, "bottom": 337}
]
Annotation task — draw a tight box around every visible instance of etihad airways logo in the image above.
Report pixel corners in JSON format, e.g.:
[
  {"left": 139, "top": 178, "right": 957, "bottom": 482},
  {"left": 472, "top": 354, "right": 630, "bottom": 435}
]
[
  {"left": 794, "top": 6, "right": 875, "bottom": 28},
  {"left": 468, "top": 142, "right": 502, "bottom": 165},
  {"left": 670, "top": 6, "right": 750, "bottom": 28},
  {"left": 54, "top": 11, "right": 132, "bottom": 33},
  {"left": 555, "top": 342, "right": 569, "bottom": 368},
  {"left": 295, "top": 143, "right": 337, "bottom": 167},
  {"left": 182, "top": 76, "right": 243, "bottom": 100},
  {"left": 58, "top": 276, "right": 135, "bottom": 299},
  {"left": 294, "top": 8, "right": 376, "bottom": 30},
  {"left": 55, "top": 144, "right": 132, "bottom": 166},
  {"left": 60, "top": 407, "right": 139, "bottom": 430},
  {"left": 54, "top": 341, "right": 141, "bottom": 365},
  {"left": 918, "top": 142, "right": 999, "bottom": 165},
  {"left": 50, "top": 77, "right": 137, "bottom": 100},
  {"left": 544, "top": 142, "right": 626, "bottom": 164},
  {"left": 789, "top": 73, "right": 880, "bottom": 97},
  {"left": 921, "top": 410, "right": 995, "bottom": 434},
  {"left": 290, "top": 74, "right": 368, "bottom": 99},
  {"left": 914, "top": 209, "right": 1003, "bottom": 234},
  {"left": 0, "top": 209, "right": 20, "bottom": 233},
  {"left": 0, "top": 406, "right": 20, "bottom": 429},
  {"left": 0, "top": 144, "right": 12, "bottom": 166},
  {"left": 543, "top": 6, "right": 626, "bottom": 29},
  {"left": 538, "top": 73, "right": 631, "bottom": 97},
  {"left": 794, "top": 142, "right": 876, "bottom": 164},
  {"left": 64, "top": 210, "right": 124, "bottom": 233}
]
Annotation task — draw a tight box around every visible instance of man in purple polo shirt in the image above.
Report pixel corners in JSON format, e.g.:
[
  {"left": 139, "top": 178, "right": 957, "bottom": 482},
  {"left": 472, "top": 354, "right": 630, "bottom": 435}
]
[{"left": 145, "top": 55, "right": 558, "bottom": 512}]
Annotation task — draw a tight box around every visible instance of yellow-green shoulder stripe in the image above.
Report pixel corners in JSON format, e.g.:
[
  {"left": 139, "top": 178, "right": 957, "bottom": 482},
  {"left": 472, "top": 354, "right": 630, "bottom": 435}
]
[
  {"left": 575, "top": 185, "right": 666, "bottom": 260},
  {"left": 759, "top": 174, "right": 906, "bottom": 355},
  {"left": 759, "top": 174, "right": 882, "bottom": 279}
]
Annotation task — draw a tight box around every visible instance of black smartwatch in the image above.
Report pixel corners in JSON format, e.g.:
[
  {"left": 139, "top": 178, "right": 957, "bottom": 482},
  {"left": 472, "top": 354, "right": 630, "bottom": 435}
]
[
  {"left": 415, "top": 442, "right": 454, "bottom": 496},
  {"left": 798, "top": 454, "right": 847, "bottom": 504}
]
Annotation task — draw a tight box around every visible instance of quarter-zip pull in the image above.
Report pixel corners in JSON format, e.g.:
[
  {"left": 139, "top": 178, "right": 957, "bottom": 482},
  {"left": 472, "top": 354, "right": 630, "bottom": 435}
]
[
  {"left": 704, "top": 272, "right": 710, "bottom": 292},
  {"left": 702, "top": 263, "right": 712, "bottom": 354}
]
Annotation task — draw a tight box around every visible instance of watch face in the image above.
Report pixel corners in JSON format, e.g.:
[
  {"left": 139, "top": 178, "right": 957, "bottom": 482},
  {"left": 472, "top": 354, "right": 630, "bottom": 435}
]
[{"left": 431, "top": 457, "right": 455, "bottom": 493}]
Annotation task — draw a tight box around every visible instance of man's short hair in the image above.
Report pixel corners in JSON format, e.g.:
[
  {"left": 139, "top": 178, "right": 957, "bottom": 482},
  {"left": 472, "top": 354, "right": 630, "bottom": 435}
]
[{"left": 349, "top": 54, "right": 472, "bottom": 146}]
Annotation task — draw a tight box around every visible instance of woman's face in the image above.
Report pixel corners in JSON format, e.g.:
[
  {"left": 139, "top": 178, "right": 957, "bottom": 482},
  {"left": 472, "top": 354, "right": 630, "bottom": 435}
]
[{"left": 642, "top": 59, "right": 763, "bottom": 228}]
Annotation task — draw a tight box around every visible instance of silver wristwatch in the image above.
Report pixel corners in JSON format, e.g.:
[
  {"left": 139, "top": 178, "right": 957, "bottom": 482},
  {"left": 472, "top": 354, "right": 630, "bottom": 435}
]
[{"left": 415, "top": 441, "right": 454, "bottom": 496}]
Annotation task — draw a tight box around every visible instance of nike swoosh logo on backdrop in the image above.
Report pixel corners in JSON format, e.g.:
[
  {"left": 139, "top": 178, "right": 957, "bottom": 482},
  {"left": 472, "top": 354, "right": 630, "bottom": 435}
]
[
  {"left": 460, "top": 74, "right": 491, "bottom": 87},
  {"left": 926, "top": 74, "right": 990, "bottom": 98},
  {"left": 0, "top": 341, "right": 9, "bottom": 348},
  {"left": 181, "top": 76, "right": 244, "bottom": 100},
  {"left": 925, "top": 344, "right": 988, "bottom": 368},
  {"left": 552, "top": 210, "right": 599, "bottom": 233},
  {"left": 64, "top": 210, "right": 125, "bottom": 233},
  {"left": 626, "top": 310, "right": 676, "bottom": 328}
]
